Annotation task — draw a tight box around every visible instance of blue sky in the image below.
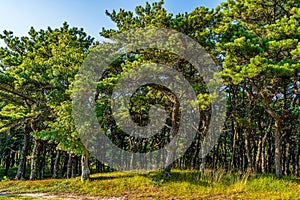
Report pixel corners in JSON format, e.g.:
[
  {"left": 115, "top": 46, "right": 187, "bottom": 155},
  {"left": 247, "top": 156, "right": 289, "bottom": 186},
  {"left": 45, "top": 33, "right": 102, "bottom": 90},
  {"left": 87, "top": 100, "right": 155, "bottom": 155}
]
[{"left": 0, "top": 0, "right": 224, "bottom": 46}]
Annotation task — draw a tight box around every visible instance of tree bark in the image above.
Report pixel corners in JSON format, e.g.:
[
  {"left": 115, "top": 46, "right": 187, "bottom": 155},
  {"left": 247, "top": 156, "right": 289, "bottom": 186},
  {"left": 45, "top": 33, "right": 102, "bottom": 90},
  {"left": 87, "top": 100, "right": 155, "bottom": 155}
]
[
  {"left": 10, "top": 151, "right": 16, "bottom": 167},
  {"left": 164, "top": 99, "right": 179, "bottom": 176},
  {"left": 284, "top": 143, "right": 290, "bottom": 175},
  {"left": 254, "top": 136, "right": 262, "bottom": 173},
  {"left": 4, "top": 149, "right": 11, "bottom": 176},
  {"left": 201, "top": 157, "right": 206, "bottom": 173},
  {"left": 66, "top": 154, "right": 73, "bottom": 179},
  {"left": 274, "top": 119, "right": 283, "bottom": 178},
  {"left": 81, "top": 151, "right": 90, "bottom": 181},
  {"left": 259, "top": 88, "right": 283, "bottom": 178},
  {"left": 30, "top": 139, "right": 41, "bottom": 180},
  {"left": 72, "top": 156, "right": 79, "bottom": 177},
  {"left": 61, "top": 152, "right": 69, "bottom": 177},
  {"left": 230, "top": 120, "right": 237, "bottom": 171},
  {"left": 15, "top": 132, "right": 30, "bottom": 180},
  {"left": 295, "top": 135, "right": 300, "bottom": 176},
  {"left": 52, "top": 150, "right": 60, "bottom": 178},
  {"left": 37, "top": 142, "right": 46, "bottom": 179}
]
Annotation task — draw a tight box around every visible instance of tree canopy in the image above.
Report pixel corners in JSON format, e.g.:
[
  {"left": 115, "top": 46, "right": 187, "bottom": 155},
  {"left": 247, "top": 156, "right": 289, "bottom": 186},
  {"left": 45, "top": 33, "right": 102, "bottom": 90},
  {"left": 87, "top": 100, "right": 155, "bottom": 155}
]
[{"left": 0, "top": 0, "right": 299, "bottom": 180}]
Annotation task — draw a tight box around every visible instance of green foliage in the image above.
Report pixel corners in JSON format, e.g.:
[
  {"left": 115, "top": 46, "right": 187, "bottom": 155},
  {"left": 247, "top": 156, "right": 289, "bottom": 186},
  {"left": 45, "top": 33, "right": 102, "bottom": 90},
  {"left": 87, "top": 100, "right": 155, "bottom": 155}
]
[
  {"left": 95, "top": 0, "right": 217, "bottom": 154},
  {"left": 217, "top": 0, "right": 300, "bottom": 83},
  {"left": 0, "top": 22, "right": 94, "bottom": 156},
  {"left": 0, "top": 0, "right": 299, "bottom": 183}
]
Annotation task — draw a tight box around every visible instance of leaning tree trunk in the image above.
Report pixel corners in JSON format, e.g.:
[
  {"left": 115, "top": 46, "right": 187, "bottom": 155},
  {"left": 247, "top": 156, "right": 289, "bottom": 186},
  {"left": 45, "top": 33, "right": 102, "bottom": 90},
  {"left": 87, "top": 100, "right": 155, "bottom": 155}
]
[
  {"left": 15, "top": 132, "right": 30, "bottom": 180},
  {"left": 258, "top": 88, "right": 283, "bottom": 179},
  {"left": 263, "top": 103, "right": 283, "bottom": 178},
  {"left": 258, "top": 129, "right": 269, "bottom": 173},
  {"left": 81, "top": 151, "right": 90, "bottom": 181}
]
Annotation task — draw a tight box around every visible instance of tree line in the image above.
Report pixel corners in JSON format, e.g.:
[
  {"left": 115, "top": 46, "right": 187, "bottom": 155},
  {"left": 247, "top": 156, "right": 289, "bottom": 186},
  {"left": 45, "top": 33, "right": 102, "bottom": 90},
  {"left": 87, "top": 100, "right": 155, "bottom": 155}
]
[{"left": 0, "top": 0, "right": 299, "bottom": 181}]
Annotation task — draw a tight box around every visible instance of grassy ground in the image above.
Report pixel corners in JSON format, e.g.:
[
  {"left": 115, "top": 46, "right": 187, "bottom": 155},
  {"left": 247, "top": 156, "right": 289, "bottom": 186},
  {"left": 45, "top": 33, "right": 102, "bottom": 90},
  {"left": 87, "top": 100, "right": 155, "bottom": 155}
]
[{"left": 0, "top": 170, "right": 299, "bottom": 199}]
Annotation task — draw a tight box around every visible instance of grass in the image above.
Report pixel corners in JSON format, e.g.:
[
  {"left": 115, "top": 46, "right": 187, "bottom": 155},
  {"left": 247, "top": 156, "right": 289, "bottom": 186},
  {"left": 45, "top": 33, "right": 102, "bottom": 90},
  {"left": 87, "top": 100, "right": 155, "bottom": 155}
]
[{"left": 0, "top": 170, "right": 299, "bottom": 199}]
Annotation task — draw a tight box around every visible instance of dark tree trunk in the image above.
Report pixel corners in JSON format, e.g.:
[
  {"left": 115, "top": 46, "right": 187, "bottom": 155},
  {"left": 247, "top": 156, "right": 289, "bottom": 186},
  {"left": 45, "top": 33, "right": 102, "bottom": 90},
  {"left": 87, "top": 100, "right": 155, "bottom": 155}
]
[
  {"left": 50, "top": 146, "right": 56, "bottom": 177},
  {"left": 230, "top": 120, "right": 237, "bottom": 171},
  {"left": 66, "top": 154, "right": 73, "bottom": 179},
  {"left": 72, "top": 156, "right": 79, "bottom": 177},
  {"left": 164, "top": 98, "right": 180, "bottom": 176},
  {"left": 267, "top": 136, "right": 272, "bottom": 173},
  {"left": 37, "top": 142, "right": 46, "bottom": 179},
  {"left": 261, "top": 130, "right": 269, "bottom": 174},
  {"left": 52, "top": 150, "right": 60, "bottom": 178},
  {"left": 284, "top": 143, "right": 290, "bottom": 175},
  {"left": 15, "top": 132, "right": 30, "bottom": 180},
  {"left": 274, "top": 119, "right": 283, "bottom": 178},
  {"left": 61, "top": 152, "right": 69, "bottom": 177},
  {"left": 200, "top": 157, "right": 206, "bottom": 173},
  {"left": 245, "top": 127, "right": 252, "bottom": 171},
  {"left": 10, "top": 151, "right": 16, "bottom": 167},
  {"left": 4, "top": 149, "right": 11, "bottom": 176},
  {"left": 295, "top": 136, "right": 300, "bottom": 176},
  {"left": 96, "top": 160, "right": 104, "bottom": 173}
]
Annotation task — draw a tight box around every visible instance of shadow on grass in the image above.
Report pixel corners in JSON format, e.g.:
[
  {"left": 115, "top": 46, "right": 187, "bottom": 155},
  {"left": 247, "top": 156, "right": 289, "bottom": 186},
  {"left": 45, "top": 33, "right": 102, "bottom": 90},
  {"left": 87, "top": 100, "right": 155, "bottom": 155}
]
[
  {"left": 90, "top": 173, "right": 135, "bottom": 181},
  {"left": 253, "top": 173, "right": 300, "bottom": 184},
  {"left": 0, "top": 167, "right": 56, "bottom": 181},
  {"left": 144, "top": 170, "right": 216, "bottom": 187}
]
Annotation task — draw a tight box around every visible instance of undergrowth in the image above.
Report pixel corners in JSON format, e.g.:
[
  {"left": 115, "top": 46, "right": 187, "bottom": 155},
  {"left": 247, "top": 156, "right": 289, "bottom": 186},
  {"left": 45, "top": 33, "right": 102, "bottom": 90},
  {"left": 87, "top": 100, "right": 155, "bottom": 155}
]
[{"left": 0, "top": 170, "right": 299, "bottom": 199}]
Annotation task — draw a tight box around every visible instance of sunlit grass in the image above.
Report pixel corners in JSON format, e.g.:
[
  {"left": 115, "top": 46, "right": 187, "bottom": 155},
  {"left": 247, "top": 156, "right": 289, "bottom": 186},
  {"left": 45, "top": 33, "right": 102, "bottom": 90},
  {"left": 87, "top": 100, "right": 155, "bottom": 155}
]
[{"left": 0, "top": 170, "right": 299, "bottom": 199}]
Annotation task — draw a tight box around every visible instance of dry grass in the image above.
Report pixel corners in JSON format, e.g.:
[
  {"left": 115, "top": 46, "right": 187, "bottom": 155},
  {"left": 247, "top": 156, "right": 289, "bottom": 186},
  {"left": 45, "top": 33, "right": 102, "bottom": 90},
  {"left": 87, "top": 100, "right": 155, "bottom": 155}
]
[{"left": 0, "top": 170, "right": 299, "bottom": 199}]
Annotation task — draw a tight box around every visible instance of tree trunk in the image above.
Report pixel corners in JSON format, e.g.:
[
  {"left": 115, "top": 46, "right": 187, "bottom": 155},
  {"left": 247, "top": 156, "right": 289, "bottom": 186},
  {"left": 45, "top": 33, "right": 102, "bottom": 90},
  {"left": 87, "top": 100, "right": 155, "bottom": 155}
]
[
  {"left": 50, "top": 146, "right": 56, "bottom": 177},
  {"left": 267, "top": 136, "right": 272, "bottom": 173},
  {"left": 61, "top": 152, "right": 69, "bottom": 177},
  {"left": 10, "top": 151, "right": 16, "bottom": 167},
  {"left": 72, "top": 156, "right": 79, "bottom": 177},
  {"left": 261, "top": 142, "right": 266, "bottom": 174},
  {"left": 30, "top": 139, "right": 41, "bottom": 180},
  {"left": 164, "top": 98, "right": 179, "bottom": 176},
  {"left": 230, "top": 120, "right": 237, "bottom": 171},
  {"left": 274, "top": 119, "right": 283, "bottom": 178},
  {"left": 284, "top": 143, "right": 290, "bottom": 175},
  {"left": 96, "top": 160, "right": 103, "bottom": 173},
  {"left": 4, "top": 149, "right": 11, "bottom": 176},
  {"left": 254, "top": 136, "right": 262, "bottom": 173},
  {"left": 201, "top": 157, "right": 206, "bottom": 173},
  {"left": 81, "top": 151, "right": 90, "bottom": 181},
  {"left": 15, "top": 132, "right": 30, "bottom": 180},
  {"left": 260, "top": 91, "right": 283, "bottom": 178},
  {"left": 37, "top": 142, "right": 46, "bottom": 179},
  {"left": 192, "top": 137, "right": 201, "bottom": 170},
  {"left": 52, "top": 150, "right": 60, "bottom": 178},
  {"left": 67, "top": 154, "right": 73, "bottom": 179},
  {"left": 261, "top": 130, "right": 269, "bottom": 174},
  {"left": 294, "top": 135, "right": 300, "bottom": 176}
]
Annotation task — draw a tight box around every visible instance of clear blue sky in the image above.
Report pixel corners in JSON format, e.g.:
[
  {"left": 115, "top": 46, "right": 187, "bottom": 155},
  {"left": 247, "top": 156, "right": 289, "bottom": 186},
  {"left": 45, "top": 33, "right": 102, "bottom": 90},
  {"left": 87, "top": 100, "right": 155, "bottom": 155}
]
[{"left": 0, "top": 0, "right": 224, "bottom": 46}]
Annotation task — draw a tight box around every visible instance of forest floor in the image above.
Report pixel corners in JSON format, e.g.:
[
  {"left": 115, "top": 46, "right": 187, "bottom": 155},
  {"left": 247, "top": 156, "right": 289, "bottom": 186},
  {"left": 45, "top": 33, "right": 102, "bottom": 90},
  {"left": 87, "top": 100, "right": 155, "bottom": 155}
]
[{"left": 0, "top": 170, "right": 299, "bottom": 199}]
